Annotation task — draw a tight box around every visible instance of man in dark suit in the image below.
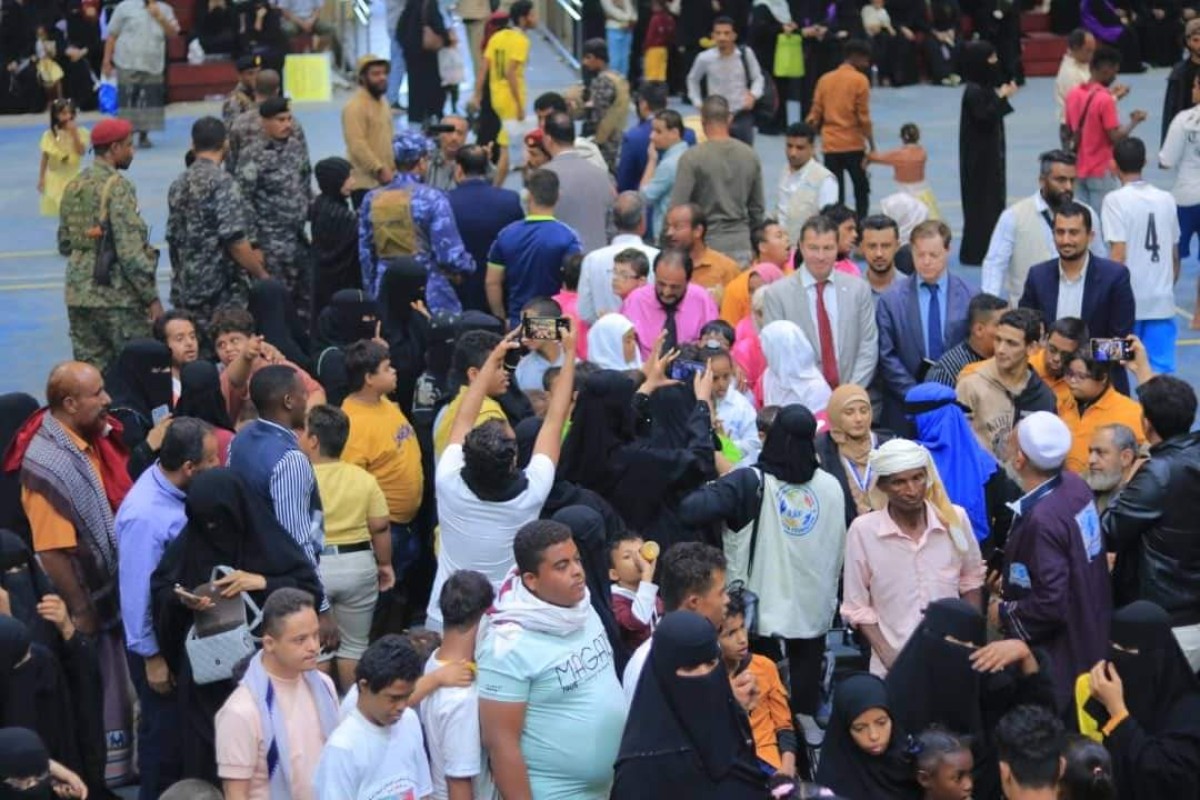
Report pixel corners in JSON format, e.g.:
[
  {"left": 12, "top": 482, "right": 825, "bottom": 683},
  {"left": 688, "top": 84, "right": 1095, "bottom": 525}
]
[
  {"left": 1020, "top": 200, "right": 1136, "bottom": 394},
  {"left": 447, "top": 144, "right": 524, "bottom": 313},
  {"left": 876, "top": 219, "right": 978, "bottom": 432}
]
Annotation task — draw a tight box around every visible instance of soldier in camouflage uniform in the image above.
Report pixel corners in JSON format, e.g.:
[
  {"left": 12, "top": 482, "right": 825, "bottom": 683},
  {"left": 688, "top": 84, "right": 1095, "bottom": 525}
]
[
  {"left": 221, "top": 54, "right": 261, "bottom": 130},
  {"left": 167, "top": 116, "right": 266, "bottom": 348},
  {"left": 57, "top": 117, "right": 162, "bottom": 373},
  {"left": 225, "top": 69, "right": 310, "bottom": 173},
  {"left": 235, "top": 96, "right": 314, "bottom": 324}
]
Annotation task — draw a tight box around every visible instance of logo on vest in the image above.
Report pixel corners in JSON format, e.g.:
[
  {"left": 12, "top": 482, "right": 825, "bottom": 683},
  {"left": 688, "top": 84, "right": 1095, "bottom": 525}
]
[{"left": 777, "top": 484, "right": 821, "bottom": 538}]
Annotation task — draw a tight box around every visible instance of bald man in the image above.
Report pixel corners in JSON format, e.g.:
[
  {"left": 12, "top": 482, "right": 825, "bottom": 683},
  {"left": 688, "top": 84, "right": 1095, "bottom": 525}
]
[{"left": 4, "top": 361, "right": 135, "bottom": 777}]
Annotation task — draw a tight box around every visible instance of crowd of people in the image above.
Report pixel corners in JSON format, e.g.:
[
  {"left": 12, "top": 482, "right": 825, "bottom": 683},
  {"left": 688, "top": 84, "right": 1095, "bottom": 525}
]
[{"left": 5, "top": 0, "right": 1200, "bottom": 799}]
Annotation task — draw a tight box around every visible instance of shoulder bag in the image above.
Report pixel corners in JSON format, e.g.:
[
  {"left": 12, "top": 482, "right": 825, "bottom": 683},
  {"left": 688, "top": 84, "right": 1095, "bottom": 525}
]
[{"left": 185, "top": 566, "right": 264, "bottom": 685}]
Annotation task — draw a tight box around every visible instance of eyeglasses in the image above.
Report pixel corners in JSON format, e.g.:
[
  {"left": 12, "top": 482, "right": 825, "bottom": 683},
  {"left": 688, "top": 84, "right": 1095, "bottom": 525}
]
[
  {"left": 613, "top": 271, "right": 639, "bottom": 280},
  {"left": 1064, "top": 370, "right": 1092, "bottom": 382}
]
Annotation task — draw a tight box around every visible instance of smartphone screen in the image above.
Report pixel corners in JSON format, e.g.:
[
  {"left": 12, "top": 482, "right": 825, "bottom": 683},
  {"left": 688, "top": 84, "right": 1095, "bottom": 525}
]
[
  {"left": 1090, "top": 338, "right": 1132, "bottom": 363},
  {"left": 522, "top": 316, "right": 569, "bottom": 341},
  {"left": 668, "top": 359, "right": 706, "bottom": 382}
]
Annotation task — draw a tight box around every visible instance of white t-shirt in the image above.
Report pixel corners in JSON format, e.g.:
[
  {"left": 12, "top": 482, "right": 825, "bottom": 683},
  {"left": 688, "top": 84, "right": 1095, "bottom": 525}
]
[
  {"left": 426, "top": 444, "right": 557, "bottom": 630},
  {"left": 1101, "top": 181, "right": 1180, "bottom": 320},
  {"left": 621, "top": 638, "right": 652, "bottom": 709},
  {"left": 1161, "top": 106, "right": 1200, "bottom": 207},
  {"left": 418, "top": 652, "right": 494, "bottom": 800},
  {"left": 312, "top": 704, "right": 433, "bottom": 800}
]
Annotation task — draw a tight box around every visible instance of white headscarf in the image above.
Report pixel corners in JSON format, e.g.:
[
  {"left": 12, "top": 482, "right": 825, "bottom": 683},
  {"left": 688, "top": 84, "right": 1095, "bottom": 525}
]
[
  {"left": 880, "top": 192, "right": 930, "bottom": 243},
  {"left": 760, "top": 320, "right": 833, "bottom": 413},
  {"left": 866, "top": 438, "right": 969, "bottom": 552},
  {"left": 587, "top": 313, "right": 643, "bottom": 370}
]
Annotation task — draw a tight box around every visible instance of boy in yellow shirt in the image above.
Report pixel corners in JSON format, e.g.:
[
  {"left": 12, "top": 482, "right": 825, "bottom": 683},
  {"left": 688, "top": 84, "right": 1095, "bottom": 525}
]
[
  {"left": 432, "top": 330, "right": 511, "bottom": 459},
  {"left": 301, "top": 404, "right": 393, "bottom": 690},
  {"left": 340, "top": 340, "right": 425, "bottom": 586}
]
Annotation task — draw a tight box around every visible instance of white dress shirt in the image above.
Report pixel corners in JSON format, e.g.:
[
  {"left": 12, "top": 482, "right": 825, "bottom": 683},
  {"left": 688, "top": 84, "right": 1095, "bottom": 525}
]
[
  {"left": 801, "top": 267, "right": 839, "bottom": 353},
  {"left": 577, "top": 234, "right": 660, "bottom": 323},
  {"left": 1056, "top": 254, "right": 1089, "bottom": 320}
]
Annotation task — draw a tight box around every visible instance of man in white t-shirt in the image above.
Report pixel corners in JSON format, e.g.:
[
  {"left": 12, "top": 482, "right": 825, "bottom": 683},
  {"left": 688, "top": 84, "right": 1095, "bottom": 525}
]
[
  {"left": 419, "top": 570, "right": 496, "bottom": 800},
  {"left": 1103, "top": 137, "right": 1181, "bottom": 373},
  {"left": 1159, "top": 86, "right": 1200, "bottom": 330},
  {"left": 426, "top": 326, "right": 578, "bottom": 631},
  {"left": 313, "top": 635, "right": 433, "bottom": 800}
]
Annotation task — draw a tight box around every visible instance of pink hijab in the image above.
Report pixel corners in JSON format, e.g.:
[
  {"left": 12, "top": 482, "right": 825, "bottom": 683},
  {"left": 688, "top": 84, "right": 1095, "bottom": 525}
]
[{"left": 730, "top": 264, "right": 784, "bottom": 392}]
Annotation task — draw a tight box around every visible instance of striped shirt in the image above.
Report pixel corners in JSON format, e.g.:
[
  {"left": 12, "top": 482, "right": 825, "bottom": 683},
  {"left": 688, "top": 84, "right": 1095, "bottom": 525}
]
[{"left": 926, "top": 341, "right": 985, "bottom": 388}]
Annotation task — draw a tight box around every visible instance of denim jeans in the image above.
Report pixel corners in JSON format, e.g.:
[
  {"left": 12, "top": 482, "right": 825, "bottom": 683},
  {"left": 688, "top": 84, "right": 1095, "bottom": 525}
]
[
  {"left": 1075, "top": 174, "right": 1118, "bottom": 219},
  {"left": 391, "top": 521, "right": 420, "bottom": 584},
  {"left": 126, "top": 651, "right": 183, "bottom": 800},
  {"left": 388, "top": 32, "right": 407, "bottom": 105},
  {"left": 606, "top": 27, "right": 633, "bottom": 77}
]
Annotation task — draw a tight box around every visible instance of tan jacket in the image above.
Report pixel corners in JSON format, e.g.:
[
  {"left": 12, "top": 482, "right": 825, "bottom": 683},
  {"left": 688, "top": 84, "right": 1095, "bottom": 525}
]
[{"left": 342, "top": 87, "right": 394, "bottom": 192}]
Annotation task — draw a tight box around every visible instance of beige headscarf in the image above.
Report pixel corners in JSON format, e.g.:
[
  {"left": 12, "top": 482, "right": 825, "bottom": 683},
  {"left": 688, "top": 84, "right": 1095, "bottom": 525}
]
[
  {"left": 827, "top": 384, "right": 876, "bottom": 516},
  {"left": 867, "top": 439, "right": 969, "bottom": 552}
]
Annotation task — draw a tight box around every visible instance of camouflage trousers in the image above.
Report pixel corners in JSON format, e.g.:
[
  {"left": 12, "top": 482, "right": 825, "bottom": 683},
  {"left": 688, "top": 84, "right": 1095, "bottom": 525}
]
[
  {"left": 264, "top": 237, "right": 314, "bottom": 331},
  {"left": 67, "top": 306, "right": 153, "bottom": 374}
]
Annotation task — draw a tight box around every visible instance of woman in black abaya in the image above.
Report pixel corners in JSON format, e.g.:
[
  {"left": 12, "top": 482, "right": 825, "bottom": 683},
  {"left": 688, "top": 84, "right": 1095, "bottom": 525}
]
[
  {"left": 104, "top": 339, "right": 173, "bottom": 478},
  {"left": 815, "top": 672, "right": 920, "bottom": 799},
  {"left": 958, "top": 41, "right": 1015, "bottom": 266},
  {"left": 0, "top": 529, "right": 57, "bottom": 647},
  {"left": 612, "top": 611, "right": 765, "bottom": 799},
  {"left": 399, "top": 0, "right": 448, "bottom": 125},
  {"left": 0, "top": 393, "right": 38, "bottom": 542},
  {"left": 151, "top": 468, "right": 322, "bottom": 784},
  {"left": 1082, "top": 601, "right": 1200, "bottom": 799},
  {"left": 379, "top": 259, "right": 431, "bottom": 417},
  {"left": 885, "top": 598, "right": 1056, "bottom": 800},
  {"left": 313, "top": 288, "right": 381, "bottom": 406}
]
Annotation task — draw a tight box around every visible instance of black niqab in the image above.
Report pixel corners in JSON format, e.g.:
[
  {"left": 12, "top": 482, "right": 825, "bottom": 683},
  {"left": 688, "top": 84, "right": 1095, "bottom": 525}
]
[
  {"left": 314, "top": 156, "right": 351, "bottom": 198},
  {"left": 550, "top": 506, "right": 629, "bottom": 673},
  {"left": 757, "top": 404, "right": 820, "bottom": 485},
  {"left": 816, "top": 673, "right": 920, "bottom": 800},
  {"left": 0, "top": 725, "right": 49, "bottom": 782},
  {"left": 961, "top": 41, "right": 1000, "bottom": 86},
  {"left": 613, "top": 612, "right": 764, "bottom": 799},
  {"left": 558, "top": 371, "right": 637, "bottom": 496},
  {"left": 176, "top": 360, "right": 234, "bottom": 431},
  {"left": 249, "top": 279, "right": 312, "bottom": 370},
  {"left": 1110, "top": 601, "right": 1200, "bottom": 732},
  {"left": 316, "top": 289, "right": 379, "bottom": 349},
  {"left": 646, "top": 382, "right": 698, "bottom": 449},
  {"left": 104, "top": 338, "right": 172, "bottom": 420},
  {"left": 0, "top": 529, "right": 57, "bottom": 646}
]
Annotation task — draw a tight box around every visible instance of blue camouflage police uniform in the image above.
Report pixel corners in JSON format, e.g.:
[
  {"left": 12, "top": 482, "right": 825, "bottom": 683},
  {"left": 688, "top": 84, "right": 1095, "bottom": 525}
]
[{"left": 357, "top": 128, "right": 475, "bottom": 314}]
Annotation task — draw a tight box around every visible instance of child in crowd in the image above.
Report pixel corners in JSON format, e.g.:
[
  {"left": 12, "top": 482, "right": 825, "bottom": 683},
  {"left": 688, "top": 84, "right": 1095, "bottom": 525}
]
[
  {"left": 340, "top": 340, "right": 425, "bottom": 586},
  {"left": 911, "top": 727, "right": 974, "bottom": 800},
  {"left": 718, "top": 589, "right": 798, "bottom": 777},
  {"left": 699, "top": 319, "right": 736, "bottom": 350},
  {"left": 610, "top": 248, "right": 651, "bottom": 306},
  {"left": 300, "top": 404, "right": 393, "bottom": 691},
  {"left": 432, "top": 329, "right": 510, "bottom": 458},
  {"left": 309, "top": 157, "right": 360, "bottom": 315},
  {"left": 1059, "top": 737, "right": 1116, "bottom": 800},
  {"left": 642, "top": 0, "right": 675, "bottom": 82},
  {"left": 868, "top": 122, "right": 941, "bottom": 219},
  {"left": 553, "top": 253, "right": 590, "bottom": 360},
  {"left": 38, "top": 99, "right": 88, "bottom": 217},
  {"left": 608, "top": 532, "right": 663, "bottom": 650},
  {"left": 514, "top": 296, "right": 569, "bottom": 395},
  {"left": 34, "top": 26, "right": 64, "bottom": 100}
]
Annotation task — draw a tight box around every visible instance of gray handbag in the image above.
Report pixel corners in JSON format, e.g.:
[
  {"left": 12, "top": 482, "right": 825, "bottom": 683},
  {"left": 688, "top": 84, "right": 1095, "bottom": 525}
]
[{"left": 185, "top": 566, "right": 263, "bottom": 685}]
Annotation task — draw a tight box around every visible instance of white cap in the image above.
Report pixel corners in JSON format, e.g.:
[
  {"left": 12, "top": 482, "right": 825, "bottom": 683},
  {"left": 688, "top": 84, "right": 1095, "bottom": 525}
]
[{"left": 1016, "top": 411, "right": 1072, "bottom": 471}]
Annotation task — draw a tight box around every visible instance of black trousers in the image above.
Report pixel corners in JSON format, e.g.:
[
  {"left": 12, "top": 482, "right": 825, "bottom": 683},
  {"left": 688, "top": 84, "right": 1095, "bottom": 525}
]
[
  {"left": 731, "top": 110, "right": 757, "bottom": 146},
  {"left": 749, "top": 634, "right": 825, "bottom": 715},
  {"left": 824, "top": 150, "right": 870, "bottom": 219}
]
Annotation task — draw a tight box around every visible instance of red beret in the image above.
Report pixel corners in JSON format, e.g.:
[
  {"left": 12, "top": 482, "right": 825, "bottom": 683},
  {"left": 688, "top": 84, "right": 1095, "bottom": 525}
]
[{"left": 92, "top": 118, "right": 133, "bottom": 147}]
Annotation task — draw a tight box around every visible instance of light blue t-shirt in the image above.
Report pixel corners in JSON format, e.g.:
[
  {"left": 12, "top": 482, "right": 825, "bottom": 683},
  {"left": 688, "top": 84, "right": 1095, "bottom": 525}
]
[{"left": 477, "top": 609, "right": 626, "bottom": 800}]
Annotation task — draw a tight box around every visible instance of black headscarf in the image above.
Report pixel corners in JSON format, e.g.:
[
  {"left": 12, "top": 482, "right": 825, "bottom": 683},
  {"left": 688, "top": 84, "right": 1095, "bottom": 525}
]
[
  {"left": 0, "top": 615, "right": 37, "bottom": 744},
  {"left": 646, "top": 382, "right": 698, "bottom": 449},
  {"left": 310, "top": 157, "right": 360, "bottom": 317},
  {"left": 0, "top": 529, "right": 56, "bottom": 646},
  {"left": 961, "top": 41, "right": 1000, "bottom": 86},
  {"left": 550, "top": 506, "right": 629, "bottom": 673},
  {"left": 249, "top": 279, "right": 312, "bottom": 370},
  {"left": 0, "top": 727, "right": 52, "bottom": 800},
  {"left": 314, "top": 156, "right": 351, "bottom": 198},
  {"left": 380, "top": 257, "right": 427, "bottom": 333},
  {"left": 886, "top": 598, "right": 987, "bottom": 737},
  {"left": 176, "top": 360, "right": 234, "bottom": 431},
  {"left": 559, "top": 371, "right": 638, "bottom": 496},
  {"left": 758, "top": 404, "right": 819, "bottom": 485},
  {"left": 0, "top": 393, "right": 38, "bottom": 541},
  {"left": 379, "top": 260, "right": 430, "bottom": 414},
  {"left": 104, "top": 338, "right": 172, "bottom": 420},
  {"left": 816, "top": 673, "right": 921, "bottom": 800},
  {"left": 316, "top": 288, "right": 379, "bottom": 349},
  {"left": 1110, "top": 601, "right": 1200, "bottom": 731},
  {"left": 614, "top": 611, "right": 763, "bottom": 799}
]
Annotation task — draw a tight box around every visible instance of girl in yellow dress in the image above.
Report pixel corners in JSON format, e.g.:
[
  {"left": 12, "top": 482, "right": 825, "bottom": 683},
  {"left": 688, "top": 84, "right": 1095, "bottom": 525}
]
[{"left": 38, "top": 99, "right": 89, "bottom": 217}]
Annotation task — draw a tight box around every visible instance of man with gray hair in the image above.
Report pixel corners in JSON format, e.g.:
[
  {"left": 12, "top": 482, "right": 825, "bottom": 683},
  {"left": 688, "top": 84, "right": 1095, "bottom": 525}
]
[
  {"left": 1085, "top": 423, "right": 1142, "bottom": 513},
  {"left": 981, "top": 150, "right": 1104, "bottom": 305},
  {"left": 670, "top": 95, "right": 764, "bottom": 266},
  {"left": 578, "top": 190, "right": 659, "bottom": 322},
  {"left": 993, "top": 411, "right": 1112, "bottom": 708}
]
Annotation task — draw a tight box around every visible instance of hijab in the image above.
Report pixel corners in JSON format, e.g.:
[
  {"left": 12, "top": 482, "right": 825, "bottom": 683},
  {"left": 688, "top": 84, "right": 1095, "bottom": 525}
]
[
  {"left": 176, "top": 360, "right": 234, "bottom": 431},
  {"left": 104, "top": 338, "right": 172, "bottom": 420},
  {"left": 559, "top": 370, "right": 638, "bottom": 495},
  {"left": 248, "top": 279, "right": 311, "bottom": 371},
  {"left": 314, "top": 156, "right": 351, "bottom": 198},
  {"left": 0, "top": 529, "right": 56, "bottom": 645},
  {"left": 316, "top": 289, "right": 379, "bottom": 348},
  {"left": 0, "top": 393, "right": 38, "bottom": 539},
  {"left": 380, "top": 258, "right": 427, "bottom": 331},
  {"left": 880, "top": 194, "right": 929, "bottom": 243},
  {"left": 587, "top": 313, "right": 643, "bottom": 371},
  {"left": 758, "top": 404, "right": 819, "bottom": 485},
  {"left": 617, "top": 611, "right": 758, "bottom": 785},
  {"left": 0, "top": 615, "right": 37, "bottom": 734},
  {"left": 816, "top": 672, "right": 920, "bottom": 800},
  {"left": 760, "top": 320, "right": 832, "bottom": 413},
  {"left": 1108, "top": 601, "right": 1200, "bottom": 732},
  {"left": 0, "top": 727, "right": 52, "bottom": 800},
  {"left": 907, "top": 382, "right": 997, "bottom": 543},
  {"left": 647, "top": 382, "right": 699, "bottom": 449},
  {"left": 961, "top": 41, "right": 999, "bottom": 86},
  {"left": 828, "top": 384, "right": 874, "bottom": 467},
  {"left": 754, "top": 0, "right": 794, "bottom": 24},
  {"left": 885, "top": 598, "right": 987, "bottom": 738},
  {"left": 750, "top": 262, "right": 784, "bottom": 286},
  {"left": 550, "top": 506, "right": 629, "bottom": 672}
]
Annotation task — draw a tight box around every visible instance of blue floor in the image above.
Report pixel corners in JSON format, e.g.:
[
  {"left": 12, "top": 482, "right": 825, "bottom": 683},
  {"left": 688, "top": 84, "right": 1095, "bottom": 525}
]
[{"left": 1, "top": 38, "right": 1197, "bottom": 399}]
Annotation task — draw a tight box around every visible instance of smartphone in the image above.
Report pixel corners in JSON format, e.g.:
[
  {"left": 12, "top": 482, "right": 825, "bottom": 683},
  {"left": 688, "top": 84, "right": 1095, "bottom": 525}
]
[
  {"left": 668, "top": 359, "right": 706, "bottom": 382},
  {"left": 1090, "top": 337, "right": 1132, "bottom": 363},
  {"left": 173, "top": 584, "right": 204, "bottom": 603},
  {"left": 152, "top": 404, "right": 171, "bottom": 425},
  {"left": 522, "top": 316, "right": 570, "bottom": 341},
  {"left": 503, "top": 344, "right": 525, "bottom": 372}
]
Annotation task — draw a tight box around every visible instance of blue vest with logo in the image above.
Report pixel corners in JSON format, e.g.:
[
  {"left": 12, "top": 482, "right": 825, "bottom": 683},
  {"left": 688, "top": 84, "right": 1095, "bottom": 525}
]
[{"left": 229, "top": 419, "right": 322, "bottom": 558}]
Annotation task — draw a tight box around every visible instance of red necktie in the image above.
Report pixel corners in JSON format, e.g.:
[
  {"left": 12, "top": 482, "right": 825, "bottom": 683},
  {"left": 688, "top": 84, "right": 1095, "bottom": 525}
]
[{"left": 815, "top": 279, "right": 840, "bottom": 388}]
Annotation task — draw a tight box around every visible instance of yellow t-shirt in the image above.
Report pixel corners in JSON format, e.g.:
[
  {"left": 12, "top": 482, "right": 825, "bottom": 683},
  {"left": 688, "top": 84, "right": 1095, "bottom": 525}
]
[
  {"left": 340, "top": 396, "right": 424, "bottom": 524},
  {"left": 485, "top": 28, "right": 529, "bottom": 122},
  {"left": 433, "top": 387, "right": 508, "bottom": 461},
  {"left": 312, "top": 461, "right": 389, "bottom": 547}
]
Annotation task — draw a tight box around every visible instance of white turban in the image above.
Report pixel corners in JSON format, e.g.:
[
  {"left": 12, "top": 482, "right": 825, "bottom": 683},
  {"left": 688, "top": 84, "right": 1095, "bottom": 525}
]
[{"left": 867, "top": 439, "right": 969, "bottom": 552}]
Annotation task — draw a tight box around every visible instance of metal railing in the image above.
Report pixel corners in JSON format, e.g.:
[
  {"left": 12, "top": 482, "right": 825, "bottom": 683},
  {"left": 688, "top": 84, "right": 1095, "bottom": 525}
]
[{"left": 541, "top": 0, "right": 582, "bottom": 69}]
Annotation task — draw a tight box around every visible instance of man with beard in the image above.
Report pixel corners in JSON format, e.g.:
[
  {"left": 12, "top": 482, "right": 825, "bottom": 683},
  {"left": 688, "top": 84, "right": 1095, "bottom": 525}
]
[
  {"left": 663, "top": 203, "right": 740, "bottom": 302},
  {"left": 1059, "top": 349, "right": 1147, "bottom": 473},
  {"left": 981, "top": 149, "right": 1104, "bottom": 306},
  {"left": 860, "top": 214, "right": 901, "bottom": 296},
  {"left": 221, "top": 54, "right": 260, "bottom": 130},
  {"left": 622, "top": 248, "right": 719, "bottom": 358},
  {"left": 1085, "top": 422, "right": 1141, "bottom": 513},
  {"left": 342, "top": 55, "right": 395, "bottom": 209},
  {"left": 424, "top": 114, "right": 496, "bottom": 191},
  {"left": 776, "top": 122, "right": 838, "bottom": 248},
  {"left": 3, "top": 361, "right": 137, "bottom": 782}
]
